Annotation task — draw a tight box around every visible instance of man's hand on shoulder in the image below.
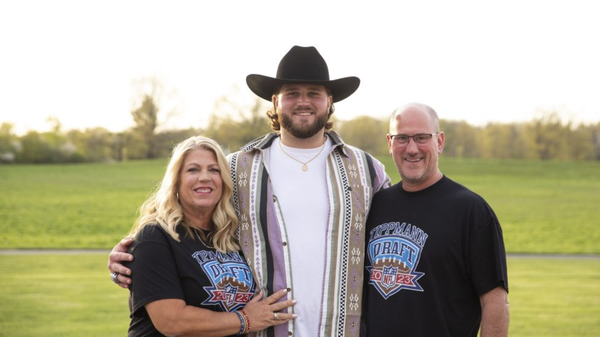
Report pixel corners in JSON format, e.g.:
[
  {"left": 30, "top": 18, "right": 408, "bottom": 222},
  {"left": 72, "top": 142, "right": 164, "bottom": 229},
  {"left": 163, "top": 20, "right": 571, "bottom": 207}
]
[{"left": 107, "top": 237, "right": 134, "bottom": 289}]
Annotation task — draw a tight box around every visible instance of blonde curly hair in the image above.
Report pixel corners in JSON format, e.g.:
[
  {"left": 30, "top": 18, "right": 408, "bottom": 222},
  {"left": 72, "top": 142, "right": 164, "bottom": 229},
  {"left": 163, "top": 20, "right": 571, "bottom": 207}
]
[{"left": 129, "top": 136, "right": 239, "bottom": 253}]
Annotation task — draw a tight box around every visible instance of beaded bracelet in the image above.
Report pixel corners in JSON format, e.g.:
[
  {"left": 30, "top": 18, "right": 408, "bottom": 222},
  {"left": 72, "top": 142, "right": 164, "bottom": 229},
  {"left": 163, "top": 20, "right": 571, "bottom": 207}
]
[
  {"left": 234, "top": 311, "right": 246, "bottom": 335},
  {"left": 240, "top": 310, "right": 251, "bottom": 333}
]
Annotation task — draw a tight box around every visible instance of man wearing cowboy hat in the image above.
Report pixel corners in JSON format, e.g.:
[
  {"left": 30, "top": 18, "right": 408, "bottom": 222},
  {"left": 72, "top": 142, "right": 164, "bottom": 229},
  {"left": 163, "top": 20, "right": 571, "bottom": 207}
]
[{"left": 109, "top": 46, "right": 391, "bottom": 337}]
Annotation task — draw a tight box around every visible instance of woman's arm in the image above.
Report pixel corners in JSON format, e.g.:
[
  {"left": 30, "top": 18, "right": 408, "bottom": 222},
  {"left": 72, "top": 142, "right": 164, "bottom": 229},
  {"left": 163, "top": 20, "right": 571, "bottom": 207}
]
[{"left": 146, "top": 289, "right": 296, "bottom": 337}]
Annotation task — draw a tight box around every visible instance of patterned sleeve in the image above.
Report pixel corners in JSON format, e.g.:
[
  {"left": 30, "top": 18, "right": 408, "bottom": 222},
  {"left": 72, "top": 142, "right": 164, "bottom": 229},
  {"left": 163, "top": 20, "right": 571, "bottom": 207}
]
[{"left": 368, "top": 154, "right": 392, "bottom": 192}]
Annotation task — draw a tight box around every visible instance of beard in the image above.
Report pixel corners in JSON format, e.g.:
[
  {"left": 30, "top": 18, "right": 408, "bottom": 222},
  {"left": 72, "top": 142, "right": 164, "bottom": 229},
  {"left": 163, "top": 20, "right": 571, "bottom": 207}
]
[
  {"left": 395, "top": 155, "right": 439, "bottom": 188},
  {"left": 280, "top": 108, "right": 329, "bottom": 139}
]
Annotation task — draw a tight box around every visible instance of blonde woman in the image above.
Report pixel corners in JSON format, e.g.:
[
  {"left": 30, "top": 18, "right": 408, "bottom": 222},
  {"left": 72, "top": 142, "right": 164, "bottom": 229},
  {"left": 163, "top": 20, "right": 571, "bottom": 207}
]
[{"left": 124, "top": 136, "right": 295, "bottom": 337}]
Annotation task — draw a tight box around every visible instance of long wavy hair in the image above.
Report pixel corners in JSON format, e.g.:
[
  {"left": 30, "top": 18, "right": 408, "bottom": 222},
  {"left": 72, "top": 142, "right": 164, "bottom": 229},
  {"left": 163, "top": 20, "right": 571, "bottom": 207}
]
[
  {"left": 266, "top": 86, "right": 336, "bottom": 131},
  {"left": 129, "top": 136, "right": 239, "bottom": 253}
]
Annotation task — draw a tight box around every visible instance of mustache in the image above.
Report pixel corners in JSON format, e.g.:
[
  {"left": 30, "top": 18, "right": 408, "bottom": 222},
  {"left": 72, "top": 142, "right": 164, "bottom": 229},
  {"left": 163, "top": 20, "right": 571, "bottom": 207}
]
[{"left": 291, "top": 107, "right": 316, "bottom": 113}]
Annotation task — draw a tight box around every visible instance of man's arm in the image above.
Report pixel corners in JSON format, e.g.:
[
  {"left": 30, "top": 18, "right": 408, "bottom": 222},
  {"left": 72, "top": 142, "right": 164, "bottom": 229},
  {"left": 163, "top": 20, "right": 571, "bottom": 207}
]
[
  {"left": 479, "top": 286, "right": 509, "bottom": 337},
  {"left": 107, "top": 237, "right": 134, "bottom": 288},
  {"left": 367, "top": 153, "right": 392, "bottom": 192}
]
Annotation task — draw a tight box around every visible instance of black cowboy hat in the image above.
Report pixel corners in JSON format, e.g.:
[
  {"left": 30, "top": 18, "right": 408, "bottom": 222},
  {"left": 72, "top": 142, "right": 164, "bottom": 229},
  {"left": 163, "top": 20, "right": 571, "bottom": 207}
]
[{"left": 246, "top": 46, "right": 360, "bottom": 103}]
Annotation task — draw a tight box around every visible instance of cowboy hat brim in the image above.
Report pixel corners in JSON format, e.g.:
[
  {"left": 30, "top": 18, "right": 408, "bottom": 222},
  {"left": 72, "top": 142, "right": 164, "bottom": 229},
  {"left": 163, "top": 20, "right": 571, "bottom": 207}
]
[{"left": 246, "top": 74, "right": 360, "bottom": 103}]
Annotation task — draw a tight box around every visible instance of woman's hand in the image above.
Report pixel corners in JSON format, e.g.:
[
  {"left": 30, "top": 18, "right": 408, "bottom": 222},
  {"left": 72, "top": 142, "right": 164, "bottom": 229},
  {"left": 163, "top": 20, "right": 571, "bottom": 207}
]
[{"left": 242, "top": 288, "right": 297, "bottom": 332}]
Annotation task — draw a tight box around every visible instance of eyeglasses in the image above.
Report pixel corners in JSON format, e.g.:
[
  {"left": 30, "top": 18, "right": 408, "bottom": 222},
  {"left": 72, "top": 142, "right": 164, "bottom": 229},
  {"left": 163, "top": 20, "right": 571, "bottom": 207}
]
[{"left": 389, "top": 132, "right": 439, "bottom": 146}]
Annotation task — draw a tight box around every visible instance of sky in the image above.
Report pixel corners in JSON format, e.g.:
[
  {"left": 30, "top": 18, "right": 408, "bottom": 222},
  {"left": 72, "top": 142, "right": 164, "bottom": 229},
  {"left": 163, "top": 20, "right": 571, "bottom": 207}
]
[{"left": 1, "top": 0, "right": 599, "bottom": 135}]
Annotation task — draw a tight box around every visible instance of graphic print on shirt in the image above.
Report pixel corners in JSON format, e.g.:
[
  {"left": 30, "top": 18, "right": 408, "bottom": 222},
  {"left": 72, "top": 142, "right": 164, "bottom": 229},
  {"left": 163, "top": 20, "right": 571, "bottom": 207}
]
[
  {"left": 366, "top": 222, "right": 428, "bottom": 299},
  {"left": 192, "top": 250, "right": 255, "bottom": 312}
]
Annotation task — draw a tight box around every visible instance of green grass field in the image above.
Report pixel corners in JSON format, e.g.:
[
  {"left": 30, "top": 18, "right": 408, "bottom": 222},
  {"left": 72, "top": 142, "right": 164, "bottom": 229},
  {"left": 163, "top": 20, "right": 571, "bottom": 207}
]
[
  {"left": 1, "top": 158, "right": 599, "bottom": 336},
  {"left": 0, "top": 253, "right": 129, "bottom": 337},
  {"left": 1, "top": 157, "right": 599, "bottom": 253},
  {"left": 0, "top": 159, "right": 167, "bottom": 249},
  {"left": 0, "top": 254, "right": 597, "bottom": 337},
  {"left": 394, "top": 157, "right": 600, "bottom": 254}
]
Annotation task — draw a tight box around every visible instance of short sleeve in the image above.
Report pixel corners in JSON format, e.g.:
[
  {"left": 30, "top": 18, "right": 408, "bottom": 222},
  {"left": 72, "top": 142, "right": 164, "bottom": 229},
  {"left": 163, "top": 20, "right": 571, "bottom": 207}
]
[
  {"left": 469, "top": 202, "right": 509, "bottom": 296},
  {"left": 128, "top": 226, "right": 185, "bottom": 314}
]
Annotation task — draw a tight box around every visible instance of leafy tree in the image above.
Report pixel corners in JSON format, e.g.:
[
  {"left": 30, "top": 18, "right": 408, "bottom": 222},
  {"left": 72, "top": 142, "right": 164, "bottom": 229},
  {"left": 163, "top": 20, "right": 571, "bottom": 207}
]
[
  {"left": 480, "top": 123, "right": 508, "bottom": 159},
  {"left": 440, "top": 120, "right": 481, "bottom": 158},
  {"left": 489, "top": 122, "right": 536, "bottom": 160},
  {"left": 63, "top": 130, "right": 87, "bottom": 162},
  {"left": 567, "top": 123, "right": 596, "bottom": 161},
  {"left": 337, "top": 116, "right": 388, "bottom": 156},
  {"left": 120, "top": 130, "right": 149, "bottom": 161},
  {"left": 508, "top": 123, "right": 538, "bottom": 160},
  {"left": 4, "top": 92, "right": 599, "bottom": 164},
  {"left": 44, "top": 117, "right": 64, "bottom": 148},
  {"left": 205, "top": 86, "right": 271, "bottom": 152},
  {"left": 44, "top": 117, "right": 78, "bottom": 162},
  {"left": 592, "top": 122, "right": 600, "bottom": 160},
  {"left": 129, "top": 76, "right": 177, "bottom": 159},
  {"left": 131, "top": 94, "right": 159, "bottom": 158},
  {"left": 66, "top": 127, "right": 115, "bottom": 162},
  {"left": 154, "top": 128, "right": 201, "bottom": 158},
  {"left": 16, "top": 131, "right": 54, "bottom": 163},
  {"left": 0, "top": 123, "right": 17, "bottom": 163},
  {"left": 529, "top": 111, "right": 569, "bottom": 160}
]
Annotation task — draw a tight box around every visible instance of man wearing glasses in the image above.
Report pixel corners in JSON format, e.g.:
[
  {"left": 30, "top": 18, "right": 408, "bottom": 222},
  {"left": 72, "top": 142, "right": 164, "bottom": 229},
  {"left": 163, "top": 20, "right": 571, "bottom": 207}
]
[{"left": 363, "top": 103, "right": 510, "bottom": 336}]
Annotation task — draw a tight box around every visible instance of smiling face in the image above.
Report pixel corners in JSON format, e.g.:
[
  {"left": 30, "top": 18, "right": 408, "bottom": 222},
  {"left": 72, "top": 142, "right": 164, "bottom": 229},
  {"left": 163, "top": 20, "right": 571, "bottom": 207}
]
[
  {"left": 178, "top": 148, "right": 223, "bottom": 223},
  {"left": 388, "top": 105, "right": 445, "bottom": 192},
  {"left": 274, "top": 84, "right": 332, "bottom": 140}
]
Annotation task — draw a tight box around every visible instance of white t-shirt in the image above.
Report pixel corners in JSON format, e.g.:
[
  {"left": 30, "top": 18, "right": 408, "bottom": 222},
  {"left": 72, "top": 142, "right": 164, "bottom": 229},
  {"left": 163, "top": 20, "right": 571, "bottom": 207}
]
[{"left": 268, "top": 136, "right": 333, "bottom": 337}]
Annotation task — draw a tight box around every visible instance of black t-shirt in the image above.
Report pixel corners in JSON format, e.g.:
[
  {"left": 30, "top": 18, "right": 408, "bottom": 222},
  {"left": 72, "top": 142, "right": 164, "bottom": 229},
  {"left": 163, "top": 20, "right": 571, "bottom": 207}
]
[
  {"left": 363, "top": 176, "right": 508, "bottom": 337},
  {"left": 126, "top": 224, "right": 255, "bottom": 337}
]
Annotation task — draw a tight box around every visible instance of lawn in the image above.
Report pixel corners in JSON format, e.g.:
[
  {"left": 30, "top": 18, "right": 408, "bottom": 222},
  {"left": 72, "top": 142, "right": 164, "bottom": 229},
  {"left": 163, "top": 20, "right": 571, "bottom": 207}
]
[
  {"left": 1, "top": 158, "right": 599, "bottom": 336},
  {"left": 1, "top": 157, "right": 599, "bottom": 253},
  {"left": 383, "top": 157, "right": 600, "bottom": 254},
  {"left": 507, "top": 256, "right": 600, "bottom": 336},
  {"left": 0, "top": 253, "right": 129, "bottom": 337},
  {"left": 0, "top": 159, "right": 167, "bottom": 248},
  {"left": 0, "top": 253, "right": 597, "bottom": 337}
]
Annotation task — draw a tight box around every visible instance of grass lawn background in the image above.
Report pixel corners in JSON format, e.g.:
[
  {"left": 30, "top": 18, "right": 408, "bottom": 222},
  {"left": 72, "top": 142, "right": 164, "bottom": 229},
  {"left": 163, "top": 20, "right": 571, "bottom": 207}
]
[
  {"left": 2, "top": 157, "right": 599, "bottom": 253},
  {"left": 0, "top": 254, "right": 598, "bottom": 337},
  {"left": 1, "top": 157, "right": 599, "bottom": 336}
]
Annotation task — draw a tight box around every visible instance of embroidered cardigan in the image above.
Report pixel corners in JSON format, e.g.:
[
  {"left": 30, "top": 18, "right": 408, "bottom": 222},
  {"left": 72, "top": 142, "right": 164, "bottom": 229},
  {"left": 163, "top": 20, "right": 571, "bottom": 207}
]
[{"left": 228, "top": 131, "right": 391, "bottom": 337}]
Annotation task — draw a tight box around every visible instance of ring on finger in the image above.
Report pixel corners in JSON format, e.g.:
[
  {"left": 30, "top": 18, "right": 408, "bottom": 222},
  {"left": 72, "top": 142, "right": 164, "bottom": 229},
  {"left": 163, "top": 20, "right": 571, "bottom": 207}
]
[
  {"left": 110, "top": 272, "right": 119, "bottom": 284},
  {"left": 273, "top": 312, "right": 279, "bottom": 320}
]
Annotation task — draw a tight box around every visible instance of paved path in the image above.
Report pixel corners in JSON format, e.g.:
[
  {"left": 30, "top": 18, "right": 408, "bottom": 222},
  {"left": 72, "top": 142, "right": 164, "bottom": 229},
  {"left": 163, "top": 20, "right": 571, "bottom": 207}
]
[
  {"left": 1, "top": 249, "right": 599, "bottom": 259},
  {"left": 506, "top": 253, "right": 600, "bottom": 260},
  {"left": 0, "top": 249, "right": 110, "bottom": 255}
]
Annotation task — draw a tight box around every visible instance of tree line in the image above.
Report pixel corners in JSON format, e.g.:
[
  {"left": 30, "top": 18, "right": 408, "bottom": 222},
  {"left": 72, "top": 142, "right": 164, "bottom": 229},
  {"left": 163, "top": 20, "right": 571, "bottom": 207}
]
[
  {"left": 342, "top": 112, "right": 600, "bottom": 161},
  {"left": 1, "top": 81, "right": 599, "bottom": 164}
]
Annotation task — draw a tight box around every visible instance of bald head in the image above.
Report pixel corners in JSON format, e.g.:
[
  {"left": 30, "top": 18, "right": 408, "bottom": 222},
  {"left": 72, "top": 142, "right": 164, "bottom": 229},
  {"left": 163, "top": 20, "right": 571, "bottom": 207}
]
[
  {"left": 387, "top": 102, "right": 444, "bottom": 191},
  {"left": 389, "top": 103, "right": 440, "bottom": 134}
]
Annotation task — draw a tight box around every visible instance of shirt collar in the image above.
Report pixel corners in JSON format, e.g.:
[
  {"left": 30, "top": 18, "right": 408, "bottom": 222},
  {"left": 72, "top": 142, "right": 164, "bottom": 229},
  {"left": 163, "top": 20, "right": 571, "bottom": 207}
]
[{"left": 241, "top": 131, "right": 349, "bottom": 157}]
